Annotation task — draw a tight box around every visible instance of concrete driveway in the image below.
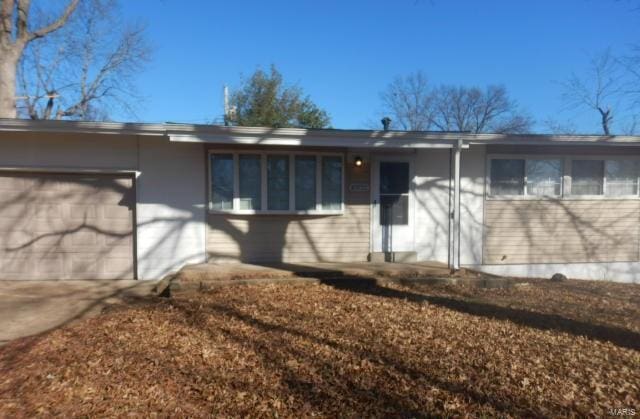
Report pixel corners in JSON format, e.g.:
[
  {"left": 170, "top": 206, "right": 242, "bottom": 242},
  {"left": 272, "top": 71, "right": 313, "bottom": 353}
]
[{"left": 0, "top": 280, "right": 159, "bottom": 345}]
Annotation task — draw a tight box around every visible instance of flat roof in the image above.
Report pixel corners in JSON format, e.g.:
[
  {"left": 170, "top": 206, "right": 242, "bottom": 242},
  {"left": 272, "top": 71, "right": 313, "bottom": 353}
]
[{"left": 2, "top": 118, "right": 640, "bottom": 148}]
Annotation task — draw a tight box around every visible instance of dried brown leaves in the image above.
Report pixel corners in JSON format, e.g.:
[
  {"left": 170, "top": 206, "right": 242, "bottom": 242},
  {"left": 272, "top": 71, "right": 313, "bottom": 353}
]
[{"left": 1, "top": 279, "right": 639, "bottom": 417}]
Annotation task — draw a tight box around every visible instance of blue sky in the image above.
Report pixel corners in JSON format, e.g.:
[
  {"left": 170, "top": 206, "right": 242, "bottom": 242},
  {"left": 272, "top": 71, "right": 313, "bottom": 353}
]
[{"left": 121, "top": 0, "right": 639, "bottom": 133}]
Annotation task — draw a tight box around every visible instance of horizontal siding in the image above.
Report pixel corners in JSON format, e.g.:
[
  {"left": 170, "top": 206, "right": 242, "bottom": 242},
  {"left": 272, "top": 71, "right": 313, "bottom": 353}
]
[
  {"left": 483, "top": 199, "right": 640, "bottom": 264},
  {"left": 207, "top": 152, "right": 371, "bottom": 263}
]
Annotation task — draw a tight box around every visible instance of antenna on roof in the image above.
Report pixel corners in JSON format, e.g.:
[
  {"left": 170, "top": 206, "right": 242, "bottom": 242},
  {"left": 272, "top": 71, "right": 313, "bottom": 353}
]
[
  {"left": 223, "top": 85, "right": 229, "bottom": 126},
  {"left": 223, "top": 85, "right": 237, "bottom": 126}
]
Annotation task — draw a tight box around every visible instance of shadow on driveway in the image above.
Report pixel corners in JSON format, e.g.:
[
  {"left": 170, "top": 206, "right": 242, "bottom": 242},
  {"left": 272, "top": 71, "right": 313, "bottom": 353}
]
[{"left": 0, "top": 280, "right": 157, "bottom": 345}]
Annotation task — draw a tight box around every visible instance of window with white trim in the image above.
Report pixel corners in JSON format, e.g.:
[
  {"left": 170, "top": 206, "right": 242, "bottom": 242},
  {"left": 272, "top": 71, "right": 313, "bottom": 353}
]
[
  {"left": 571, "top": 159, "right": 640, "bottom": 196},
  {"left": 489, "top": 158, "right": 562, "bottom": 197},
  {"left": 605, "top": 160, "right": 639, "bottom": 196},
  {"left": 209, "top": 151, "right": 344, "bottom": 213}
]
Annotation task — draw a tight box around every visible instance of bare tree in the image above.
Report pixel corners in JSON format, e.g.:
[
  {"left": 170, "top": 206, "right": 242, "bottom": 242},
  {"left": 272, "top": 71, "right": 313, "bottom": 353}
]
[
  {"left": 621, "top": 45, "right": 640, "bottom": 107},
  {"left": 561, "top": 49, "right": 626, "bottom": 135},
  {"left": 543, "top": 118, "right": 578, "bottom": 135},
  {"left": 0, "top": 0, "right": 79, "bottom": 118},
  {"left": 17, "top": 0, "right": 150, "bottom": 120},
  {"left": 380, "top": 71, "right": 435, "bottom": 131},
  {"left": 431, "top": 85, "right": 532, "bottom": 133},
  {"left": 380, "top": 71, "right": 532, "bottom": 133}
]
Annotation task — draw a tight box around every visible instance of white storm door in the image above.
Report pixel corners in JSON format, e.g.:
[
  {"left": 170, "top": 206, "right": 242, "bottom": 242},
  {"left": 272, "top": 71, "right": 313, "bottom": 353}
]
[{"left": 371, "top": 155, "right": 415, "bottom": 253}]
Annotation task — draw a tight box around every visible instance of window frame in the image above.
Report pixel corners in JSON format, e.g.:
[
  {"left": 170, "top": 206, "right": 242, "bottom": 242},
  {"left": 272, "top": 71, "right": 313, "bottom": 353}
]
[
  {"left": 486, "top": 155, "right": 565, "bottom": 199},
  {"left": 207, "top": 149, "right": 345, "bottom": 215},
  {"left": 486, "top": 154, "right": 640, "bottom": 200}
]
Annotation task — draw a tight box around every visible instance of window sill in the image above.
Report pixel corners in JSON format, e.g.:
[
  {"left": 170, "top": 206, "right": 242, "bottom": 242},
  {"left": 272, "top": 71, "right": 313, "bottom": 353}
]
[
  {"left": 208, "top": 209, "right": 345, "bottom": 216},
  {"left": 486, "top": 195, "right": 640, "bottom": 201}
]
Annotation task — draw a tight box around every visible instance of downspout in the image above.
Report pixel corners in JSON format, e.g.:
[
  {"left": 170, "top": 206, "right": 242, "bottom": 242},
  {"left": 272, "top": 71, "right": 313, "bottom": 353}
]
[{"left": 452, "top": 138, "right": 463, "bottom": 271}]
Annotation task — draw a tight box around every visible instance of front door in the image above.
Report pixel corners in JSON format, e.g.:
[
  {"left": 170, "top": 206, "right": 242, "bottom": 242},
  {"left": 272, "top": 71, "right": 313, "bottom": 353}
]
[{"left": 372, "top": 155, "right": 414, "bottom": 253}]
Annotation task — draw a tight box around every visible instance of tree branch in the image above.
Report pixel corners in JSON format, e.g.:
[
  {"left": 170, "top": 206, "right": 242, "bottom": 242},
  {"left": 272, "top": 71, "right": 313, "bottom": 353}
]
[
  {"left": 15, "top": 0, "right": 30, "bottom": 41},
  {"left": 28, "top": 0, "right": 78, "bottom": 41}
]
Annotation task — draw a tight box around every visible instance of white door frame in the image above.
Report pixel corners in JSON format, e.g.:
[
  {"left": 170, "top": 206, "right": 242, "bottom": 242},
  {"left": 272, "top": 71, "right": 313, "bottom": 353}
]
[{"left": 370, "top": 153, "right": 416, "bottom": 253}]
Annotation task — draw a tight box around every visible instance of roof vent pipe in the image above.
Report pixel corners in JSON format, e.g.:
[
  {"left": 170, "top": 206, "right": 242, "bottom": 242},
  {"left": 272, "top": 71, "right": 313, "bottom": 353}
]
[{"left": 381, "top": 117, "right": 391, "bottom": 131}]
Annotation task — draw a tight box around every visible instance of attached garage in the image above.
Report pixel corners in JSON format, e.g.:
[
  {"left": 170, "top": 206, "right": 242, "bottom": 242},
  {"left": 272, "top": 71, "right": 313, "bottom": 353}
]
[{"left": 0, "top": 172, "right": 135, "bottom": 280}]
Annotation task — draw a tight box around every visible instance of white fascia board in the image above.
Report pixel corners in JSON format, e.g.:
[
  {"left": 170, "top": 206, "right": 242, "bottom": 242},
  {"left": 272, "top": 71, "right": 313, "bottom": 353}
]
[
  {"left": 0, "top": 119, "right": 166, "bottom": 136},
  {"left": 168, "top": 133, "right": 466, "bottom": 149},
  {"left": 467, "top": 133, "right": 640, "bottom": 146}
]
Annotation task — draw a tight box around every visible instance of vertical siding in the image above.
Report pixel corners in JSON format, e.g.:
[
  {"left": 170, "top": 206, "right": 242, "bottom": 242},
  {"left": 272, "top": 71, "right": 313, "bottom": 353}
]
[
  {"left": 460, "top": 145, "right": 486, "bottom": 265},
  {"left": 137, "top": 137, "right": 207, "bottom": 278},
  {"left": 414, "top": 149, "right": 451, "bottom": 264},
  {"left": 483, "top": 199, "right": 640, "bottom": 264},
  {"left": 207, "top": 151, "right": 370, "bottom": 263}
]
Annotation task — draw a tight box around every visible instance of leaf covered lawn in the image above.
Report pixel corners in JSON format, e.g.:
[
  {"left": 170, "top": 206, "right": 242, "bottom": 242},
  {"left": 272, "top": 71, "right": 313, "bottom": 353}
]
[{"left": 1, "top": 279, "right": 639, "bottom": 417}]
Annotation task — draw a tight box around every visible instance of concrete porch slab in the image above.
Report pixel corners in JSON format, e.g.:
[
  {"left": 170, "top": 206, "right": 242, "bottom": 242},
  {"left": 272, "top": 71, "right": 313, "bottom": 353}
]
[
  {"left": 0, "top": 280, "right": 159, "bottom": 345},
  {"left": 170, "top": 261, "right": 512, "bottom": 294},
  {"left": 176, "top": 261, "right": 463, "bottom": 283}
]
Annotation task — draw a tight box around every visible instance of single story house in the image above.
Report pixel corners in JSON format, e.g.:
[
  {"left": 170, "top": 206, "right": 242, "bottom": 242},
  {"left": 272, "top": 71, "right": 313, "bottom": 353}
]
[{"left": 0, "top": 119, "right": 639, "bottom": 283}]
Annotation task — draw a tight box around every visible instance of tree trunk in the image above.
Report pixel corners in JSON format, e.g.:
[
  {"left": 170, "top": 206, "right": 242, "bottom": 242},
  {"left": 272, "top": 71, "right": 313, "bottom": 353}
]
[
  {"left": 598, "top": 107, "right": 612, "bottom": 136},
  {"left": 0, "top": 50, "right": 18, "bottom": 119}
]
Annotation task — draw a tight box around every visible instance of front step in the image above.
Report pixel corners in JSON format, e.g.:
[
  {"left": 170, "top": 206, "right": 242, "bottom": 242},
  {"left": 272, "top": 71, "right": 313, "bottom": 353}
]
[{"left": 369, "top": 251, "right": 417, "bottom": 263}]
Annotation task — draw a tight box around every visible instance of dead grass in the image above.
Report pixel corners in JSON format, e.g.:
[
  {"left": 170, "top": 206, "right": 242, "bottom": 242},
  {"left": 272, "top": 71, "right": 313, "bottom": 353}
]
[{"left": 1, "top": 278, "right": 639, "bottom": 417}]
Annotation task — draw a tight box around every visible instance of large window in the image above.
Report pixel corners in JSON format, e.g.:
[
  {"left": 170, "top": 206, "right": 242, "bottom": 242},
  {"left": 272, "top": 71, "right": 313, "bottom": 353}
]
[
  {"left": 572, "top": 159, "right": 639, "bottom": 196},
  {"left": 489, "top": 158, "right": 562, "bottom": 197},
  {"left": 488, "top": 156, "right": 640, "bottom": 198},
  {"left": 209, "top": 151, "right": 343, "bottom": 213}
]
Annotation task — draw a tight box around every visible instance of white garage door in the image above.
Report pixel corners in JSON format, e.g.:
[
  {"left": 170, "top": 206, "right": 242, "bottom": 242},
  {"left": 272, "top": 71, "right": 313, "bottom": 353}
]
[{"left": 0, "top": 172, "right": 135, "bottom": 280}]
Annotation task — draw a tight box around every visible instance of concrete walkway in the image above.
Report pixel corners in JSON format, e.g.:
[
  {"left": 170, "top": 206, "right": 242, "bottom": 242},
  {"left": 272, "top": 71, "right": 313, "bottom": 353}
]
[{"left": 0, "top": 280, "right": 158, "bottom": 345}]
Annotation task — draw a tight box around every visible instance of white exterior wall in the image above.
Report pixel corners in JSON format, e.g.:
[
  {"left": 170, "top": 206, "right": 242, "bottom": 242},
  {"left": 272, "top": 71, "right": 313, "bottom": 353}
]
[
  {"left": 459, "top": 144, "right": 486, "bottom": 265},
  {"left": 136, "top": 137, "right": 207, "bottom": 279},
  {"left": 414, "top": 149, "right": 451, "bottom": 264}
]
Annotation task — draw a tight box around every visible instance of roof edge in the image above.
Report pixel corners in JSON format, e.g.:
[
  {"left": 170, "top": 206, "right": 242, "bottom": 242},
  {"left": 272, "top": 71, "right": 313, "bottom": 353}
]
[{"left": 1, "top": 119, "right": 640, "bottom": 145}]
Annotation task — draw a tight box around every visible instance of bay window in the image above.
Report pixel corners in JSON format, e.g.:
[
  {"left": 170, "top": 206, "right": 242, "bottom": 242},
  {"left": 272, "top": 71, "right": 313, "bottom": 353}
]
[{"left": 209, "top": 151, "right": 343, "bottom": 213}]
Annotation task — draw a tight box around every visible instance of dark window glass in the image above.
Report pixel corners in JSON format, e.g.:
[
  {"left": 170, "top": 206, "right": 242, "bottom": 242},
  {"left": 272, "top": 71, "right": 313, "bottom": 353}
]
[
  {"left": 380, "top": 195, "right": 408, "bottom": 225},
  {"left": 211, "top": 154, "right": 234, "bottom": 210},
  {"left": 267, "top": 155, "right": 289, "bottom": 210},
  {"left": 490, "top": 159, "right": 525, "bottom": 195},
  {"left": 295, "top": 156, "right": 316, "bottom": 210},
  {"left": 572, "top": 160, "right": 604, "bottom": 195},
  {"left": 322, "top": 156, "right": 342, "bottom": 210},
  {"left": 380, "top": 162, "right": 409, "bottom": 194},
  {"left": 239, "top": 155, "right": 261, "bottom": 210}
]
